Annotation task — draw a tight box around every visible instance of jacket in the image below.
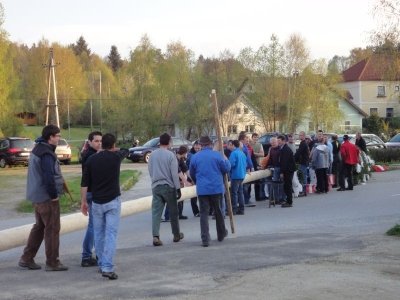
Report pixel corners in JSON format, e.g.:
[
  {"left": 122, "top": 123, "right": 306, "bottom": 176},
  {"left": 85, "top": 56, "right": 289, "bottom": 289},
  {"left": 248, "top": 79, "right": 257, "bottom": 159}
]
[
  {"left": 189, "top": 147, "right": 231, "bottom": 196},
  {"left": 295, "top": 140, "right": 310, "bottom": 165},
  {"left": 340, "top": 141, "right": 360, "bottom": 165},
  {"left": 311, "top": 144, "right": 330, "bottom": 169},
  {"left": 279, "top": 144, "right": 296, "bottom": 173},
  {"left": 229, "top": 148, "right": 247, "bottom": 180},
  {"left": 26, "top": 138, "right": 64, "bottom": 203}
]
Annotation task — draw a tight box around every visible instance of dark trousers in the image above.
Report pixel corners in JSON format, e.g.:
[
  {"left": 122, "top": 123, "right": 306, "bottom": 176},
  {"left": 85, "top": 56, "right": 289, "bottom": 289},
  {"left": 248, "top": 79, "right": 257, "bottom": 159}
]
[
  {"left": 315, "top": 168, "right": 328, "bottom": 193},
  {"left": 198, "top": 194, "right": 226, "bottom": 243},
  {"left": 339, "top": 163, "right": 354, "bottom": 190},
  {"left": 282, "top": 172, "right": 294, "bottom": 205},
  {"left": 152, "top": 185, "right": 180, "bottom": 237},
  {"left": 190, "top": 197, "right": 199, "bottom": 216},
  {"left": 21, "top": 200, "right": 61, "bottom": 267}
]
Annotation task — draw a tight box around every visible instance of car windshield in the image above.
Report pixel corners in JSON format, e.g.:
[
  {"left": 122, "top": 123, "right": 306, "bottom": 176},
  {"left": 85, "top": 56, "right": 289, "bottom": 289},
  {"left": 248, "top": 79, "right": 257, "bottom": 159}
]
[
  {"left": 10, "top": 139, "right": 34, "bottom": 148},
  {"left": 142, "top": 138, "right": 159, "bottom": 147},
  {"left": 389, "top": 134, "right": 400, "bottom": 143},
  {"left": 58, "top": 139, "right": 68, "bottom": 146}
]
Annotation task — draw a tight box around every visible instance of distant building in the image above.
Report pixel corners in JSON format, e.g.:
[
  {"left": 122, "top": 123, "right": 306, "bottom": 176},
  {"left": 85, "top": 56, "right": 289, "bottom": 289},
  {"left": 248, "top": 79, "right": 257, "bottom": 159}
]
[{"left": 15, "top": 112, "right": 37, "bottom": 126}]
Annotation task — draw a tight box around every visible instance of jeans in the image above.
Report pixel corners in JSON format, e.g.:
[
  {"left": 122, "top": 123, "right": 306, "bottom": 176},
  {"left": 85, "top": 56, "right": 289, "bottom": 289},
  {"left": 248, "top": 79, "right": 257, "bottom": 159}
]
[
  {"left": 152, "top": 185, "right": 180, "bottom": 238},
  {"left": 299, "top": 164, "right": 308, "bottom": 187},
  {"left": 243, "top": 183, "right": 251, "bottom": 204},
  {"left": 21, "top": 200, "right": 61, "bottom": 267},
  {"left": 92, "top": 197, "right": 121, "bottom": 273},
  {"left": 82, "top": 192, "right": 94, "bottom": 260},
  {"left": 198, "top": 194, "right": 226, "bottom": 243},
  {"left": 230, "top": 179, "right": 244, "bottom": 213},
  {"left": 272, "top": 167, "right": 281, "bottom": 182}
]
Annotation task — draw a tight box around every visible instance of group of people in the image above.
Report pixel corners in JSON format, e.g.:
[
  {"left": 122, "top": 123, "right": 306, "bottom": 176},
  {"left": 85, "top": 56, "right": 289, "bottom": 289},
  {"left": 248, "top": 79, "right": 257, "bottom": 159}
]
[
  {"left": 19, "top": 125, "right": 128, "bottom": 280},
  {"left": 17, "top": 125, "right": 364, "bottom": 281}
]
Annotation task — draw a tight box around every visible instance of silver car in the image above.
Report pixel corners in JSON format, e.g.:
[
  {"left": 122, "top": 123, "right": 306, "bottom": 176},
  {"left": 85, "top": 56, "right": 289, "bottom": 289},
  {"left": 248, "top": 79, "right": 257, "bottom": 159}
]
[{"left": 385, "top": 133, "right": 400, "bottom": 148}]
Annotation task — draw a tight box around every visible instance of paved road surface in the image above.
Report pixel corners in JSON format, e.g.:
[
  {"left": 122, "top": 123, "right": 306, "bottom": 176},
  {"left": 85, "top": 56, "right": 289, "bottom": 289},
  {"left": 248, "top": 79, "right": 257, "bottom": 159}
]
[{"left": 0, "top": 167, "right": 399, "bottom": 299}]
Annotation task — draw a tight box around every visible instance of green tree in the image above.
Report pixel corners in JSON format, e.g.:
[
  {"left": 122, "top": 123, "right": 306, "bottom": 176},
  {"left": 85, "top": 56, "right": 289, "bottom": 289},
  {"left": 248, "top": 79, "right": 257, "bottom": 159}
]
[{"left": 107, "top": 45, "right": 123, "bottom": 73}]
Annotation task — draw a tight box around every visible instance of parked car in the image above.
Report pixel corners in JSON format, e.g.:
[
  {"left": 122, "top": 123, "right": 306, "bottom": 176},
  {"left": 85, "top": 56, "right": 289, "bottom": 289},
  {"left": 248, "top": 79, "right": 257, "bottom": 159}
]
[
  {"left": 127, "top": 137, "right": 192, "bottom": 163},
  {"left": 0, "top": 137, "right": 34, "bottom": 168},
  {"left": 258, "top": 133, "right": 279, "bottom": 154},
  {"left": 55, "top": 138, "right": 72, "bottom": 165},
  {"left": 385, "top": 133, "right": 400, "bottom": 148},
  {"left": 338, "top": 134, "right": 386, "bottom": 149}
]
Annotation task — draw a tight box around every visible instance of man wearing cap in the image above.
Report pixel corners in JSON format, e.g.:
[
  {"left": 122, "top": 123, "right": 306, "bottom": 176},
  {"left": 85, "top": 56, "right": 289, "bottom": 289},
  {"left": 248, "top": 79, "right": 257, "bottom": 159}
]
[
  {"left": 189, "top": 136, "right": 231, "bottom": 247},
  {"left": 338, "top": 134, "right": 360, "bottom": 191}
]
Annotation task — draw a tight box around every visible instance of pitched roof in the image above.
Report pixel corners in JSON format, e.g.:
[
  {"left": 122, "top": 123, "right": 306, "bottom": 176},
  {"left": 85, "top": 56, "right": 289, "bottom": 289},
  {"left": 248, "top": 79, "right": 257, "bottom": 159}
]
[
  {"left": 342, "top": 55, "right": 400, "bottom": 82},
  {"left": 343, "top": 91, "right": 368, "bottom": 117}
]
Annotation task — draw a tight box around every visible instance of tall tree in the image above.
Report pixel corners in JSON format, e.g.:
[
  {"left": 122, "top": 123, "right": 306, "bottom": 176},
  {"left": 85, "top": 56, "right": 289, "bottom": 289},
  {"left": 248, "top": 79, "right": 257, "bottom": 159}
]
[
  {"left": 71, "top": 36, "right": 91, "bottom": 56},
  {"left": 107, "top": 45, "right": 123, "bottom": 73}
]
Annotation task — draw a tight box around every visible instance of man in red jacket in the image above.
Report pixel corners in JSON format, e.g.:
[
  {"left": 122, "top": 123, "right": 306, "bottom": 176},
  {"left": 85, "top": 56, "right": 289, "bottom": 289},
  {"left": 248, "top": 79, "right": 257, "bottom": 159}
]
[{"left": 338, "top": 135, "right": 360, "bottom": 191}]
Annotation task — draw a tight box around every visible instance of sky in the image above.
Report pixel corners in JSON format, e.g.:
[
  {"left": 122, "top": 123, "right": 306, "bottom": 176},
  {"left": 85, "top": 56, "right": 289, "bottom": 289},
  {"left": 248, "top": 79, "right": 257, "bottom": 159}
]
[{"left": 1, "top": 0, "right": 379, "bottom": 61}]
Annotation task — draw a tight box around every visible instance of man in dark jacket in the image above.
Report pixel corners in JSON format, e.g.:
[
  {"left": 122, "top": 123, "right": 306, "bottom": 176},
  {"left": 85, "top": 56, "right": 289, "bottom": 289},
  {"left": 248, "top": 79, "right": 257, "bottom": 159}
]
[
  {"left": 80, "top": 131, "right": 102, "bottom": 267},
  {"left": 278, "top": 135, "right": 296, "bottom": 207},
  {"left": 295, "top": 131, "right": 310, "bottom": 196},
  {"left": 355, "top": 132, "right": 367, "bottom": 153},
  {"left": 19, "top": 125, "right": 68, "bottom": 271}
]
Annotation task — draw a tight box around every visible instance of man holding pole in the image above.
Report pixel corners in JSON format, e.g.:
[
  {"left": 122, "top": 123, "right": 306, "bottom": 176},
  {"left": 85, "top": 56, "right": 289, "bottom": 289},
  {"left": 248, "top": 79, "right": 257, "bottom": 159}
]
[{"left": 189, "top": 136, "right": 231, "bottom": 247}]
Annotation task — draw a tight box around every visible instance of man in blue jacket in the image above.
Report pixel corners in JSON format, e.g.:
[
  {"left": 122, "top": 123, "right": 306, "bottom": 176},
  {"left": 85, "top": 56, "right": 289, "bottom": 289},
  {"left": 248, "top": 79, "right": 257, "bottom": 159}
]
[
  {"left": 228, "top": 140, "right": 247, "bottom": 215},
  {"left": 190, "top": 136, "right": 231, "bottom": 247}
]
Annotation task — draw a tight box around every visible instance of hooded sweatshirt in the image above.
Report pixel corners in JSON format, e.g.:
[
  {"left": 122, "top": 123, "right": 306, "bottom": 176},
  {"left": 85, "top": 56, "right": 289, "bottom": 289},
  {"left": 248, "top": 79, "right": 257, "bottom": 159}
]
[{"left": 311, "top": 144, "right": 330, "bottom": 169}]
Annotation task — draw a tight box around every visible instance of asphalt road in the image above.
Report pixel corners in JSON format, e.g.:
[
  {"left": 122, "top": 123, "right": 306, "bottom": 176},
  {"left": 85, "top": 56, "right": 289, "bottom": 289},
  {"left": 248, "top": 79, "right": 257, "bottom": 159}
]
[{"left": 0, "top": 167, "right": 399, "bottom": 299}]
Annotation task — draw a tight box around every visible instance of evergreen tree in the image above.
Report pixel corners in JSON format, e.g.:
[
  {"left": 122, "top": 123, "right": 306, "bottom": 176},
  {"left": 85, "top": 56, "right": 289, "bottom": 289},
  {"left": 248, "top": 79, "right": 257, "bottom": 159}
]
[
  {"left": 107, "top": 45, "right": 123, "bottom": 73},
  {"left": 70, "top": 36, "right": 91, "bottom": 56}
]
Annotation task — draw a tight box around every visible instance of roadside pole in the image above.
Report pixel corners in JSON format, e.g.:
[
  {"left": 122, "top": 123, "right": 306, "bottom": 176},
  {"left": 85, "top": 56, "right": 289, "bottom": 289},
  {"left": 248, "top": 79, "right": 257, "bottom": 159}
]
[{"left": 211, "top": 89, "right": 235, "bottom": 234}]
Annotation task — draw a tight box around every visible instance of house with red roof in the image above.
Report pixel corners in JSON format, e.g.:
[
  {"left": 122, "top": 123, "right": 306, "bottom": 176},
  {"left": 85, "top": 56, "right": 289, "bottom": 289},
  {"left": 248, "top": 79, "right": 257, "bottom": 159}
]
[{"left": 339, "top": 55, "right": 400, "bottom": 118}]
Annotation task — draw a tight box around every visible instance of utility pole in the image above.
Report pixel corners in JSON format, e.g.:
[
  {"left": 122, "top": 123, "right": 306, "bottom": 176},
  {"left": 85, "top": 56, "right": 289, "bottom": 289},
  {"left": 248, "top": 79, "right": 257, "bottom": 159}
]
[
  {"left": 99, "top": 71, "right": 102, "bottom": 132},
  {"left": 44, "top": 48, "right": 60, "bottom": 127}
]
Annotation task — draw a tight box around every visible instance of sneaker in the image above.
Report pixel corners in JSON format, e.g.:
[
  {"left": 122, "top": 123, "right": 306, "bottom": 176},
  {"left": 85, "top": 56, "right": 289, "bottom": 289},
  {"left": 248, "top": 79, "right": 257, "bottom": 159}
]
[
  {"left": 281, "top": 203, "right": 293, "bottom": 208},
  {"left": 202, "top": 241, "right": 209, "bottom": 247},
  {"left": 153, "top": 236, "right": 163, "bottom": 246},
  {"left": 245, "top": 203, "right": 256, "bottom": 207},
  {"left": 173, "top": 232, "right": 184, "bottom": 242},
  {"left": 236, "top": 211, "right": 244, "bottom": 215},
  {"left": 18, "top": 260, "right": 41, "bottom": 270},
  {"left": 45, "top": 263, "right": 68, "bottom": 271},
  {"left": 194, "top": 213, "right": 200, "bottom": 217},
  {"left": 81, "top": 257, "right": 98, "bottom": 267},
  {"left": 337, "top": 188, "right": 346, "bottom": 191},
  {"left": 179, "top": 215, "right": 188, "bottom": 220},
  {"left": 102, "top": 271, "right": 118, "bottom": 280},
  {"left": 161, "top": 218, "right": 170, "bottom": 222}
]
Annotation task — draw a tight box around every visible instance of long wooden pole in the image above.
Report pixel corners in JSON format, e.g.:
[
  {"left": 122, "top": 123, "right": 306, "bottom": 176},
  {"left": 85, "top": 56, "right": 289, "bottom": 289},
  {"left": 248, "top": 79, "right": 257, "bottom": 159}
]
[{"left": 211, "top": 89, "right": 235, "bottom": 234}]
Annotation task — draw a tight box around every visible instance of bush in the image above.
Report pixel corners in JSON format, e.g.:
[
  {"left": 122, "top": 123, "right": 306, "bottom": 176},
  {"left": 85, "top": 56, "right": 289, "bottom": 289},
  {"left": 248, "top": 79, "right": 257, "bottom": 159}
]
[
  {"left": 386, "top": 224, "right": 400, "bottom": 236},
  {"left": 369, "top": 148, "right": 400, "bottom": 163}
]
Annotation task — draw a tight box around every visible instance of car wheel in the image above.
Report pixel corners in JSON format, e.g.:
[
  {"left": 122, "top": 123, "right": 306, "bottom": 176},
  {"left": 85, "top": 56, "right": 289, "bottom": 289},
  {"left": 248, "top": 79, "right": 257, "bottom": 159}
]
[
  {"left": 144, "top": 152, "right": 151, "bottom": 163},
  {"left": 0, "top": 158, "right": 6, "bottom": 168}
]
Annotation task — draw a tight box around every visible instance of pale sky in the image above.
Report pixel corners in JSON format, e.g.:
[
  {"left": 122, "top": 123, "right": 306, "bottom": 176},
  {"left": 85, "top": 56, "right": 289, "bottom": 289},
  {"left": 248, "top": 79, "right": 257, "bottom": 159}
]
[{"left": 1, "top": 0, "right": 378, "bottom": 60}]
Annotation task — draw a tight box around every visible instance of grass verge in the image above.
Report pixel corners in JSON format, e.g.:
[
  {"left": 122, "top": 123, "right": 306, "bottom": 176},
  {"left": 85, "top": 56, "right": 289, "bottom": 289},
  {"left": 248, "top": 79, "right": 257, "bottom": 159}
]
[
  {"left": 17, "top": 170, "right": 140, "bottom": 214},
  {"left": 386, "top": 224, "right": 400, "bottom": 236}
]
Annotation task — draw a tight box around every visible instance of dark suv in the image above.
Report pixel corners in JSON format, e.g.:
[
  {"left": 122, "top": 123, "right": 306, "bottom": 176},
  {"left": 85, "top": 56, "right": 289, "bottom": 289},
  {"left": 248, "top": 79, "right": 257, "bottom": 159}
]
[
  {"left": 0, "top": 137, "right": 34, "bottom": 168},
  {"left": 127, "top": 137, "right": 192, "bottom": 163}
]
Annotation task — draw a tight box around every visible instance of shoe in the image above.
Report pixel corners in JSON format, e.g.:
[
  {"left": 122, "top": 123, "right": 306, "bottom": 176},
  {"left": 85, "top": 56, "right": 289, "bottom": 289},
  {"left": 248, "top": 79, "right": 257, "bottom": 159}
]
[
  {"left": 153, "top": 236, "right": 163, "bottom": 246},
  {"left": 18, "top": 260, "right": 41, "bottom": 270},
  {"left": 179, "top": 215, "right": 188, "bottom": 220},
  {"left": 245, "top": 203, "right": 256, "bottom": 207},
  {"left": 102, "top": 271, "right": 118, "bottom": 280},
  {"left": 345, "top": 187, "right": 353, "bottom": 190},
  {"left": 202, "top": 241, "right": 209, "bottom": 247},
  {"left": 337, "top": 188, "right": 346, "bottom": 191},
  {"left": 218, "top": 229, "right": 228, "bottom": 242},
  {"left": 281, "top": 203, "right": 293, "bottom": 208},
  {"left": 194, "top": 213, "right": 200, "bottom": 217},
  {"left": 173, "top": 232, "right": 184, "bottom": 242},
  {"left": 236, "top": 211, "right": 244, "bottom": 215},
  {"left": 161, "top": 218, "right": 170, "bottom": 222},
  {"left": 81, "top": 257, "right": 98, "bottom": 267},
  {"left": 45, "top": 263, "right": 68, "bottom": 271},
  {"left": 332, "top": 185, "right": 338, "bottom": 188}
]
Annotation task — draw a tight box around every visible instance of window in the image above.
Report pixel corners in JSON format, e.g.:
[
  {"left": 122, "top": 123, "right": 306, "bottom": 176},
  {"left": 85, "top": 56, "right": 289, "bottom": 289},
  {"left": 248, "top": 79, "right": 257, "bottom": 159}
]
[
  {"left": 377, "top": 86, "right": 386, "bottom": 97},
  {"left": 243, "top": 107, "right": 249, "bottom": 114},
  {"left": 370, "top": 108, "right": 378, "bottom": 115},
  {"left": 345, "top": 121, "right": 351, "bottom": 131},
  {"left": 236, "top": 107, "right": 241, "bottom": 114},
  {"left": 386, "top": 108, "right": 394, "bottom": 118},
  {"left": 228, "top": 125, "right": 237, "bottom": 134},
  {"left": 395, "top": 85, "right": 400, "bottom": 92},
  {"left": 245, "top": 125, "right": 255, "bottom": 133}
]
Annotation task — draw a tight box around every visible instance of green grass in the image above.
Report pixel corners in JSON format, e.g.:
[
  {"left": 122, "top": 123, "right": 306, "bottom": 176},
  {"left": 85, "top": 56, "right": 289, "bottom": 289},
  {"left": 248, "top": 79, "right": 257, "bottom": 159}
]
[
  {"left": 386, "top": 224, "right": 400, "bottom": 236},
  {"left": 17, "top": 170, "right": 140, "bottom": 214}
]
